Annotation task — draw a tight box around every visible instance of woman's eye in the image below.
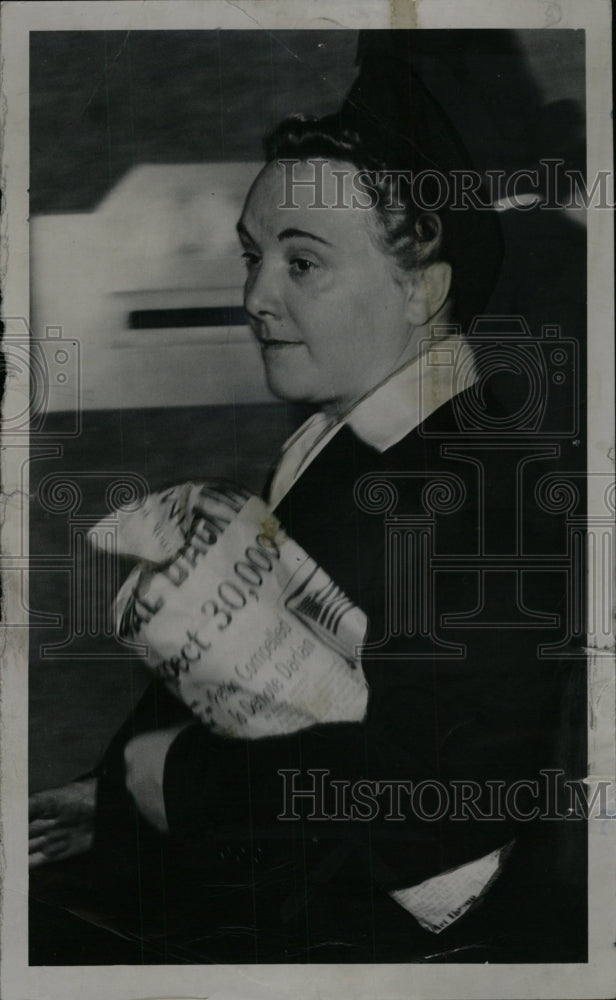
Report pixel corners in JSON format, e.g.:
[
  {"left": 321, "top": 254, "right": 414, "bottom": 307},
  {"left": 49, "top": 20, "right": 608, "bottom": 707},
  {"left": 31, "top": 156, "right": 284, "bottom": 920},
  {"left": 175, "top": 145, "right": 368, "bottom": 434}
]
[
  {"left": 241, "top": 251, "right": 260, "bottom": 269},
  {"left": 289, "top": 257, "right": 317, "bottom": 277}
]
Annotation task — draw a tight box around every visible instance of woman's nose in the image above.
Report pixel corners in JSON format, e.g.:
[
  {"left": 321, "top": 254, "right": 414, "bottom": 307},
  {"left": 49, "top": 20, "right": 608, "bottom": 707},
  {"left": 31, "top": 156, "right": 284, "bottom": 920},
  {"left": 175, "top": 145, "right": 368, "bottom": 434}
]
[{"left": 244, "top": 260, "right": 282, "bottom": 321}]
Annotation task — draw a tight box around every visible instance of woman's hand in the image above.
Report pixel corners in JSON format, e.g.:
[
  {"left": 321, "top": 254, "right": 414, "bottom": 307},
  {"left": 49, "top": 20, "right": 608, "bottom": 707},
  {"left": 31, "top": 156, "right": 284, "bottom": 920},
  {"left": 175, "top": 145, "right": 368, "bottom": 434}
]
[
  {"left": 29, "top": 777, "right": 97, "bottom": 868},
  {"left": 124, "top": 725, "right": 190, "bottom": 834}
]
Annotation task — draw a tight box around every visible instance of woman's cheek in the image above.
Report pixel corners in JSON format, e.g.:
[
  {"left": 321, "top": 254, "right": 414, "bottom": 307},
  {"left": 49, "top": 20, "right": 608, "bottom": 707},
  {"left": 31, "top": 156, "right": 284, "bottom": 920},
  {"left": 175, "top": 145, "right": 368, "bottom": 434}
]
[{"left": 296, "top": 268, "right": 336, "bottom": 298}]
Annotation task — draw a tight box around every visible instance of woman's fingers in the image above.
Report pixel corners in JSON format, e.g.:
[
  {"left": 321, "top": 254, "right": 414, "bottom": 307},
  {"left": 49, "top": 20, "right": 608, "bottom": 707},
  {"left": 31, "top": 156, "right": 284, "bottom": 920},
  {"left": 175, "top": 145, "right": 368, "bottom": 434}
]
[
  {"left": 29, "top": 832, "right": 69, "bottom": 855},
  {"left": 28, "top": 780, "right": 98, "bottom": 868},
  {"left": 28, "top": 790, "right": 61, "bottom": 820},
  {"left": 28, "top": 778, "right": 98, "bottom": 823},
  {"left": 28, "top": 817, "right": 60, "bottom": 837},
  {"left": 29, "top": 851, "right": 59, "bottom": 869},
  {"left": 28, "top": 825, "right": 94, "bottom": 868},
  {"left": 29, "top": 823, "right": 83, "bottom": 850}
]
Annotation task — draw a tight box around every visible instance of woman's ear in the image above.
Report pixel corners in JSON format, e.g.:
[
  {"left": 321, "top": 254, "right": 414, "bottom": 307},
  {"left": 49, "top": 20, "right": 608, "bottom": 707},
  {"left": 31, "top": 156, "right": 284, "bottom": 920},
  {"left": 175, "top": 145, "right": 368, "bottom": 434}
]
[{"left": 405, "top": 260, "right": 452, "bottom": 327}]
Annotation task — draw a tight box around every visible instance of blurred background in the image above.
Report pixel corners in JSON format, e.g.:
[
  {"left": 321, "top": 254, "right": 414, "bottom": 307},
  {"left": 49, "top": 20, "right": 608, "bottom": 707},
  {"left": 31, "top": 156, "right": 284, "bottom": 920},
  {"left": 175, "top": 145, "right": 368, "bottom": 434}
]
[
  {"left": 28, "top": 30, "right": 586, "bottom": 791},
  {"left": 30, "top": 29, "right": 585, "bottom": 411}
]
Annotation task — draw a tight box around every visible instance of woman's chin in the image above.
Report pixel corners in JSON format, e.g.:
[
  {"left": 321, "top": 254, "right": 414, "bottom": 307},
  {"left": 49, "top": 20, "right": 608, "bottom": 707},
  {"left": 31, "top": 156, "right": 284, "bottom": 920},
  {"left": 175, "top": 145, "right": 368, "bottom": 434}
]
[{"left": 264, "top": 369, "right": 315, "bottom": 404}]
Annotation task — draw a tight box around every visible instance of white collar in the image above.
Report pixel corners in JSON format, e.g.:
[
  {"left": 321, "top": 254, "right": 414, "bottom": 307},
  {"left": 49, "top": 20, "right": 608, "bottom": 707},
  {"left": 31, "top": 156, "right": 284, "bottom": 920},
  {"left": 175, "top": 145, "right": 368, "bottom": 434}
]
[
  {"left": 343, "top": 334, "right": 477, "bottom": 452},
  {"left": 268, "top": 335, "right": 476, "bottom": 507}
]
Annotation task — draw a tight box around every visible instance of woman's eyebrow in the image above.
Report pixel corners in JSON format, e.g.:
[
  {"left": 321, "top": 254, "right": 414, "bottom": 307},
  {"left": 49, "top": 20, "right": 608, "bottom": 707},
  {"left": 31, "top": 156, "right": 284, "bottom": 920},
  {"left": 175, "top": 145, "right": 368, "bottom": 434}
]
[
  {"left": 277, "top": 227, "right": 333, "bottom": 247},
  {"left": 236, "top": 221, "right": 333, "bottom": 248}
]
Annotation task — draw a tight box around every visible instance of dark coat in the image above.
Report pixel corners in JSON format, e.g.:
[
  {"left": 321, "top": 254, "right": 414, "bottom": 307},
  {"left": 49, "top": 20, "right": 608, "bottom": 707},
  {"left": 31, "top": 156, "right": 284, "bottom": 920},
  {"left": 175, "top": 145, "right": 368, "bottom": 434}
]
[{"left": 93, "top": 379, "right": 587, "bottom": 962}]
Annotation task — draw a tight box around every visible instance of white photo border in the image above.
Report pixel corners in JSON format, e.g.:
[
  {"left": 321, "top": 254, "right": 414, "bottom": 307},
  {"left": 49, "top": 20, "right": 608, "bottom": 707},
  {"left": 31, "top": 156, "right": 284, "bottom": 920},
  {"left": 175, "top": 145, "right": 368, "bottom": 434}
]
[{"left": 1, "top": 2, "right": 614, "bottom": 998}]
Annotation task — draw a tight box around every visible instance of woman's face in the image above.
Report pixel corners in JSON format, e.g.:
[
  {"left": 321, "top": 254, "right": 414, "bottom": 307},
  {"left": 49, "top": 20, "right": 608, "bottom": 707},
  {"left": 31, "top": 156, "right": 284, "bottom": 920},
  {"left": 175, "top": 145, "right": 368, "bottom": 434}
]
[{"left": 238, "top": 158, "right": 417, "bottom": 414}]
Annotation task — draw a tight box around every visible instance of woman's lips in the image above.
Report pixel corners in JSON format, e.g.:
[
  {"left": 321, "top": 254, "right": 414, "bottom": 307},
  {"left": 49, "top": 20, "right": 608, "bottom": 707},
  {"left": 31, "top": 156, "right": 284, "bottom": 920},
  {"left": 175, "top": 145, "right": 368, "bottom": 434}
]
[{"left": 259, "top": 339, "right": 303, "bottom": 349}]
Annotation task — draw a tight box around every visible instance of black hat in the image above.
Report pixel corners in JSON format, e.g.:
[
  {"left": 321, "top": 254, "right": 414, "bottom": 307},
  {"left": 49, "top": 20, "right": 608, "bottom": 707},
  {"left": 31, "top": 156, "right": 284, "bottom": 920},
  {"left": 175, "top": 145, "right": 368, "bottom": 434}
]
[{"left": 339, "top": 31, "right": 504, "bottom": 329}]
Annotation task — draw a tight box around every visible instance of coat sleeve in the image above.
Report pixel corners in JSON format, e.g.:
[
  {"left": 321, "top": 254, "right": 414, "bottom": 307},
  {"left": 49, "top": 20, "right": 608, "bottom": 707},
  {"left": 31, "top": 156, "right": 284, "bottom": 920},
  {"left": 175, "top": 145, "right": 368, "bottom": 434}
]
[
  {"left": 100, "top": 425, "right": 577, "bottom": 891},
  {"left": 161, "top": 594, "right": 565, "bottom": 887}
]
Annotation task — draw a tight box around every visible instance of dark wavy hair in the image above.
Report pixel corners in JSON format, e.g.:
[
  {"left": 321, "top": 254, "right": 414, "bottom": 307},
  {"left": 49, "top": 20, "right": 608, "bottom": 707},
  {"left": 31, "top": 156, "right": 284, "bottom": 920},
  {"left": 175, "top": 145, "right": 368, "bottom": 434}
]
[
  {"left": 265, "top": 114, "right": 444, "bottom": 272},
  {"left": 264, "top": 113, "right": 503, "bottom": 328}
]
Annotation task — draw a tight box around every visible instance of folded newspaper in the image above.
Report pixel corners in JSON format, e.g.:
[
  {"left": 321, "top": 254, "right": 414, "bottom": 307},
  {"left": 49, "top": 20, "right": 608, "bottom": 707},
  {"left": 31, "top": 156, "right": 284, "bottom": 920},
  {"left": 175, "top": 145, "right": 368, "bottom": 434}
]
[
  {"left": 90, "top": 481, "right": 369, "bottom": 739},
  {"left": 90, "top": 480, "right": 493, "bottom": 934}
]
